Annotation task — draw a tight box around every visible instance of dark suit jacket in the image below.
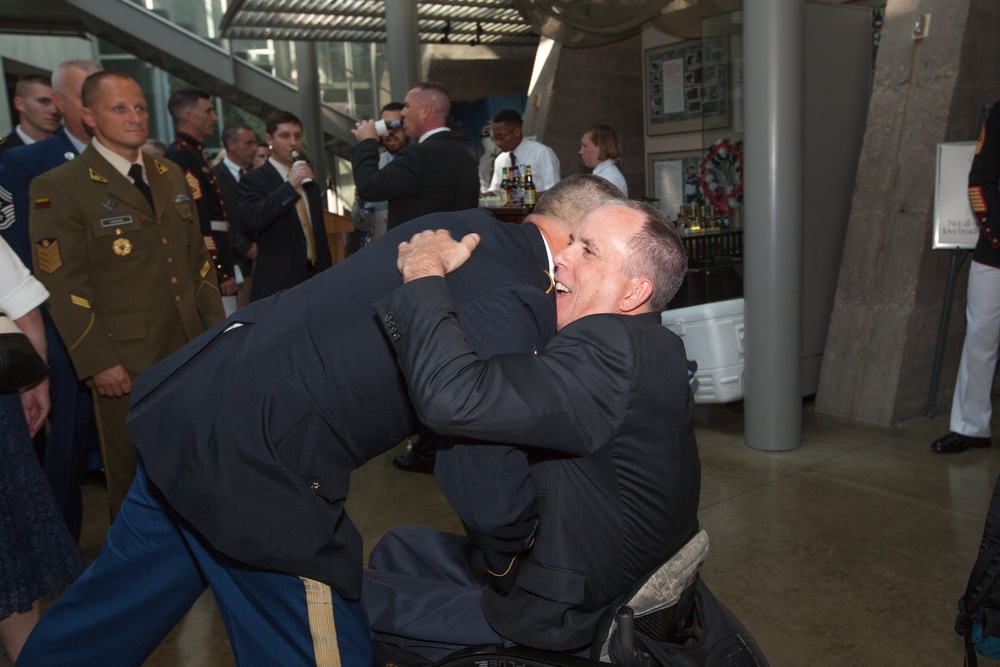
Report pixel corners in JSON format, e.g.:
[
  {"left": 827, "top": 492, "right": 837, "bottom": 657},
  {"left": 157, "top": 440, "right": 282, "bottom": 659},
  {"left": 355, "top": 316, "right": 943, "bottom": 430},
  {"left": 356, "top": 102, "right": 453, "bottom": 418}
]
[
  {"left": 238, "top": 160, "right": 333, "bottom": 301},
  {"left": 972, "top": 101, "right": 1000, "bottom": 268},
  {"left": 126, "top": 208, "right": 556, "bottom": 600},
  {"left": 0, "top": 127, "right": 80, "bottom": 266},
  {"left": 0, "top": 129, "right": 26, "bottom": 158},
  {"left": 375, "top": 278, "right": 701, "bottom": 651},
  {"left": 349, "top": 132, "right": 479, "bottom": 229},
  {"left": 211, "top": 162, "right": 254, "bottom": 277}
]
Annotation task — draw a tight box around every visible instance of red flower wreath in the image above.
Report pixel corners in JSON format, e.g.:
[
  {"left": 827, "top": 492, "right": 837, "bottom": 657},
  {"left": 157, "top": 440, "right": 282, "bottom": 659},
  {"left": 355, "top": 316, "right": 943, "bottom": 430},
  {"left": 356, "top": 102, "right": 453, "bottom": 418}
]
[{"left": 699, "top": 139, "right": 744, "bottom": 216}]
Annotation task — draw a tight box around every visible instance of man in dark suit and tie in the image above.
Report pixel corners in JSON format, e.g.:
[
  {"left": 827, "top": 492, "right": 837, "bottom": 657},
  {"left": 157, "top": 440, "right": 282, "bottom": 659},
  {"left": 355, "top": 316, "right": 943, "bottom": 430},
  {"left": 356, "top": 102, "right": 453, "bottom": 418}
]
[
  {"left": 212, "top": 123, "right": 258, "bottom": 307},
  {"left": 362, "top": 200, "right": 700, "bottom": 660},
  {"left": 239, "top": 110, "right": 332, "bottom": 302},
  {"left": 17, "top": 174, "right": 624, "bottom": 667},
  {"left": 350, "top": 81, "right": 479, "bottom": 230},
  {"left": 0, "top": 59, "right": 103, "bottom": 540}
]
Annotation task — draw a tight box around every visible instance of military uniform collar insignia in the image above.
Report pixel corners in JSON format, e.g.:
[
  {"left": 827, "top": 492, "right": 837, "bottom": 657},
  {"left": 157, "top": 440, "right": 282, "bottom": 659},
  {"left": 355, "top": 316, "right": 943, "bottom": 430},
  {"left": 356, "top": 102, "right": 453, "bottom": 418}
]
[
  {"left": 89, "top": 167, "right": 109, "bottom": 183},
  {"left": 154, "top": 159, "right": 169, "bottom": 175}
]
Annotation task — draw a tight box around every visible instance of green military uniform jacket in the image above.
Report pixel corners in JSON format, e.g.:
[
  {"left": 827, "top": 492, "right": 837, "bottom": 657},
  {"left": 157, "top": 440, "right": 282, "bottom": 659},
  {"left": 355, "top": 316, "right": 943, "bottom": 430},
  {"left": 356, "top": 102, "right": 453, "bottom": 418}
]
[{"left": 29, "top": 144, "right": 225, "bottom": 381}]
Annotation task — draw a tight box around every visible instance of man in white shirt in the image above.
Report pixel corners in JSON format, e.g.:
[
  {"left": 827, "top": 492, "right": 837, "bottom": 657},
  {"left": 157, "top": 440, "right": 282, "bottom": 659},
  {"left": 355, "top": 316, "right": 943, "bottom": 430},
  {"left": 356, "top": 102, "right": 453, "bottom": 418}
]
[
  {"left": 0, "top": 76, "right": 62, "bottom": 156},
  {"left": 485, "top": 108, "right": 560, "bottom": 196}
]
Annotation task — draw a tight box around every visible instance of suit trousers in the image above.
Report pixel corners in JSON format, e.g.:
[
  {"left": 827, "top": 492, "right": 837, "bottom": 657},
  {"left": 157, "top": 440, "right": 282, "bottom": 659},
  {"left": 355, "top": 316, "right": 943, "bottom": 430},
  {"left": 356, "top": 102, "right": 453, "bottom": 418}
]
[
  {"left": 950, "top": 260, "right": 1000, "bottom": 437},
  {"left": 18, "top": 463, "right": 372, "bottom": 667},
  {"left": 362, "top": 525, "right": 504, "bottom": 663}
]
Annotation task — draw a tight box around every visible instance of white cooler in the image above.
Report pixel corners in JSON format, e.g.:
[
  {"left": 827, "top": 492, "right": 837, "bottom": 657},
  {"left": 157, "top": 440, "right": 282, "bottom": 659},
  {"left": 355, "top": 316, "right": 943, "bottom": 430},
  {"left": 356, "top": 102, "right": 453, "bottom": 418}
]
[{"left": 661, "top": 298, "right": 745, "bottom": 404}]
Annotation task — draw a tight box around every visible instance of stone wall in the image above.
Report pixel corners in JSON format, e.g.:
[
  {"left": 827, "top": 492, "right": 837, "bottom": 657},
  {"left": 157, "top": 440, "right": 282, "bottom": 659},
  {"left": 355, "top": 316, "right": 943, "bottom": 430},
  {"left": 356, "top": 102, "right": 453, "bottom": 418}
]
[
  {"left": 815, "top": 0, "right": 1000, "bottom": 424},
  {"left": 541, "top": 34, "right": 645, "bottom": 198}
]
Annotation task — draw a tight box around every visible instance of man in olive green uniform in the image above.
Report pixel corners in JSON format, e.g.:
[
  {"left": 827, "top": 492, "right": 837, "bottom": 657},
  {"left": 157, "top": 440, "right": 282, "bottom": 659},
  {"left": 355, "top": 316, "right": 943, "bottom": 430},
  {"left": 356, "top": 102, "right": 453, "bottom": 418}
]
[{"left": 29, "top": 71, "right": 224, "bottom": 515}]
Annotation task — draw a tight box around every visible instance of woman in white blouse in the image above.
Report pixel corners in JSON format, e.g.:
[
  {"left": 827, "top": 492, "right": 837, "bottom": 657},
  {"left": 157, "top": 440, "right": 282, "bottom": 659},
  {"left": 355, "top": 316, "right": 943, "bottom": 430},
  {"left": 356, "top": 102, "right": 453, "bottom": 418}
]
[{"left": 579, "top": 124, "right": 628, "bottom": 197}]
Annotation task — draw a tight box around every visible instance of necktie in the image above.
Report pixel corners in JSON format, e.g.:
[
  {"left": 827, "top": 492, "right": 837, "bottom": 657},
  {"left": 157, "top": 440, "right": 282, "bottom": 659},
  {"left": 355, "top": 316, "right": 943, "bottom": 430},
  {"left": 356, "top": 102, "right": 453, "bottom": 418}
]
[
  {"left": 295, "top": 187, "right": 317, "bottom": 263},
  {"left": 509, "top": 152, "right": 517, "bottom": 168},
  {"left": 129, "top": 164, "right": 154, "bottom": 211},
  {"left": 238, "top": 167, "right": 245, "bottom": 177}
]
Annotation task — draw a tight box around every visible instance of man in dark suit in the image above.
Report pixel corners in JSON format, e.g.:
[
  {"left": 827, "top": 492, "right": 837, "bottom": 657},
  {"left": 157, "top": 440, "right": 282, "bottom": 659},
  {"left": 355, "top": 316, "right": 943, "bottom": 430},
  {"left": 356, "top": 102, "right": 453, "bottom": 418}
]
[
  {"left": 350, "top": 81, "right": 479, "bottom": 230},
  {"left": 17, "top": 175, "right": 622, "bottom": 667},
  {"left": 212, "top": 123, "right": 258, "bottom": 307},
  {"left": 239, "top": 110, "right": 332, "bottom": 302},
  {"left": 362, "top": 200, "right": 700, "bottom": 660},
  {"left": 0, "top": 59, "right": 103, "bottom": 540},
  {"left": 0, "top": 75, "right": 61, "bottom": 157},
  {"left": 27, "top": 72, "right": 224, "bottom": 518}
]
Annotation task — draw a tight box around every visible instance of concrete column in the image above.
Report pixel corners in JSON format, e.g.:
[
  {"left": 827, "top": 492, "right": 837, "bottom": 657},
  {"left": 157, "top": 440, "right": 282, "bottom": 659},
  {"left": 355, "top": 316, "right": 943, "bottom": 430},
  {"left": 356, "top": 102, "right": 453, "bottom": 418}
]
[
  {"left": 742, "top": 0, "right": 804, "bottom": 451},
  {"left": 295, "top": 41, "right": 327, "bottom": 194},
  {"left": 385, "top": 0, "right": 421, "bottom": 101}
]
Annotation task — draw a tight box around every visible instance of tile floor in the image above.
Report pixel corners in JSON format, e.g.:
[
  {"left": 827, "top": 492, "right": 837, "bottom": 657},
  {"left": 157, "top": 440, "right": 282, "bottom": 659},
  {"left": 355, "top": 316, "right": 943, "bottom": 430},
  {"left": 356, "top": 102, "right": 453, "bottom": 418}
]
[{"left": 5, "top": 400, "right": 1000, "bottom": 666}]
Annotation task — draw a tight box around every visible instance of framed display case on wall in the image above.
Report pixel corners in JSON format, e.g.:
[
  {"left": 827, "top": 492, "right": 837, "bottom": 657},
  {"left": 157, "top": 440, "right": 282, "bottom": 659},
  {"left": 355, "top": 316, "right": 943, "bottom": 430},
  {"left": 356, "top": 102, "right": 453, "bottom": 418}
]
[
  {"left": 644, "top": 38, "right": 730, "bottom": 136},
  {"left": 646, "top": 150, "right": 706, "bottom": 218}
]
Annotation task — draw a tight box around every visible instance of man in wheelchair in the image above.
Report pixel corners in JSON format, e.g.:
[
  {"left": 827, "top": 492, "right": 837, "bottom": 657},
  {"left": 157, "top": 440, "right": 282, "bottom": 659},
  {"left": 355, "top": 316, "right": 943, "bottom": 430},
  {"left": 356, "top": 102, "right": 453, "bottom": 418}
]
[{"left": 362, "top": 202, "right": 761, "bottom": 666}]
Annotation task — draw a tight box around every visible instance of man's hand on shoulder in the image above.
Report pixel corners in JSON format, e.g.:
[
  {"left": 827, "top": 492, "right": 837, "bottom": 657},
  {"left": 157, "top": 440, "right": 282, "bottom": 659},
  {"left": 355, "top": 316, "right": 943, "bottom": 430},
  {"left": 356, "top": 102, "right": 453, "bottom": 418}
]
[{"left": 397, "top": 229, "right": 480, "bottom": 282}]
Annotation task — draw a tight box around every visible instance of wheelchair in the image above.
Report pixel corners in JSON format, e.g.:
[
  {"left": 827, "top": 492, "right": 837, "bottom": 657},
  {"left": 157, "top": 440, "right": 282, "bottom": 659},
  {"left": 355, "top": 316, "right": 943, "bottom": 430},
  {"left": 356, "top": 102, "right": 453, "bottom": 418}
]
[{"left": 377, "top": 530, "right": 769, "bottom": 667}]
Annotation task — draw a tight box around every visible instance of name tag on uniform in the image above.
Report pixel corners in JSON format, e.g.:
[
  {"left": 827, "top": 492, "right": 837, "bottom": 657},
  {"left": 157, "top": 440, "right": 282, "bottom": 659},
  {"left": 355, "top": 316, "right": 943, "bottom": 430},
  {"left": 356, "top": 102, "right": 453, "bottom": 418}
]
[{"left": 100, "top": 215, "right": 133, "bottom": 228}]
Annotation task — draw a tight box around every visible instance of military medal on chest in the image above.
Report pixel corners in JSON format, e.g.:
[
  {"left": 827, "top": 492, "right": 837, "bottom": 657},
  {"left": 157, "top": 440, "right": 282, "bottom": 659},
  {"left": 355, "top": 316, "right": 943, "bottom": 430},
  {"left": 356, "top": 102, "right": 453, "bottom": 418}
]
[{"left": 112, "top": 237, "right": 132, "bottom": 256}]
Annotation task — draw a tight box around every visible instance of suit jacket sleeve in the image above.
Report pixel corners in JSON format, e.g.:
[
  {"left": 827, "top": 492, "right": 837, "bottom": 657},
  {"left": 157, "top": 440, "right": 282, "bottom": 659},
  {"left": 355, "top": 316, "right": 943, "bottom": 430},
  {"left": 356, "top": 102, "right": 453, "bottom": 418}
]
[
  {"left": 971, "top": 103, "right": 1000, "bottom": 248},
  {"left": 350, "top": 139, "right": 421, "bottom": 202},
  {"left": 375, "top": 276, "right": 631, "bottom": 457},
  {"left": 238, "top": 171, "right": 302, "bottom": 236}
]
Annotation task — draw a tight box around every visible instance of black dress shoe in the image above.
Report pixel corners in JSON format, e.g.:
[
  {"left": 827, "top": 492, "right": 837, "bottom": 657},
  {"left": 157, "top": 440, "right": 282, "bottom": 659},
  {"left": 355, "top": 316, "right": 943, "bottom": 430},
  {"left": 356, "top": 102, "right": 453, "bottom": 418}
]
[
  {"left": 931, "top": 432, "right": 992, "bottom": 454},
  {"left": 392, "top": 452, "right": 436, "bottom": 474}
]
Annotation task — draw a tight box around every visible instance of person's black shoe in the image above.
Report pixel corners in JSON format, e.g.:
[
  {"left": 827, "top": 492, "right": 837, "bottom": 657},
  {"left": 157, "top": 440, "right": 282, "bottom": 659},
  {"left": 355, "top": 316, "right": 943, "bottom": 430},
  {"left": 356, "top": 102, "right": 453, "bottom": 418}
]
[
  {"left": 392, "top": 452, "right": 436, "bottom": 474},
  {"left": 931, "top": 432, "right": 992, "bottom": 454}
]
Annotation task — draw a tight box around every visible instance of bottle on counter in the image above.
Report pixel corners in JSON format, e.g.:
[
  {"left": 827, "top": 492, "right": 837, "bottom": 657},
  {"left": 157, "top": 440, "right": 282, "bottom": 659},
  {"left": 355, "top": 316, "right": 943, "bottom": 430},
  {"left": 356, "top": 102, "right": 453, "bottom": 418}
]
[
  {"left": 523, "top": 165, "right": 536, "bottom": 206},
  {"left": 500, "top": 167, "right": 511, "bottom": 206},
  {"left": 509, "top": 165, "right": 523, "bottom": 207}
]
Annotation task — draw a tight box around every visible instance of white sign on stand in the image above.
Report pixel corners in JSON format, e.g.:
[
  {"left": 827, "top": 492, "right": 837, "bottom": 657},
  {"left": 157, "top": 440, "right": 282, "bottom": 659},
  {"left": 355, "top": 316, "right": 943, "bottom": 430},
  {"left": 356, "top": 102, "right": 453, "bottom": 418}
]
[{"left": 933, "top": 141, "right": 979, "bottom": 249}]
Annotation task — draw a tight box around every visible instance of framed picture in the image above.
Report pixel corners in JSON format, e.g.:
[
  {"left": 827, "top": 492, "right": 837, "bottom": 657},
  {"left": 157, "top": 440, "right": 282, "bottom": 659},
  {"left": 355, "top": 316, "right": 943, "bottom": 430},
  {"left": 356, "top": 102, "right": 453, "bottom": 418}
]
[
  {"left": 644, "top": 37, "right": 730, "bottom": 136},
  {"left": 646, "top": 150, "right": 706, "bottom": 218}
]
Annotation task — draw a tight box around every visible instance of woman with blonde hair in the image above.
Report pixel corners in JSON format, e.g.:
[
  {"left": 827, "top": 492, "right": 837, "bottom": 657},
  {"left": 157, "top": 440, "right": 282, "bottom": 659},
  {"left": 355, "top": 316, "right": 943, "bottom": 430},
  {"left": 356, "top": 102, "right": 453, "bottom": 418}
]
[{"left": 579, "top": 124, "right": 627, "bottom": 196}]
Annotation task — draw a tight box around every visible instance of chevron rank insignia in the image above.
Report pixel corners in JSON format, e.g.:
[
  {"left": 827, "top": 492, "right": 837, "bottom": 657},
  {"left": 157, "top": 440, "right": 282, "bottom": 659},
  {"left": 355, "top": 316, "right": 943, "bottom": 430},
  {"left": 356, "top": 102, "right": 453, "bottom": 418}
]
[
  {"left": 154, "top": 159, "right": 169, "bottom": 175},
  {"left": 0, "top": 183, "right": 13, "bottom": 231},
  {"left": 36, "top": 239, "right": 63, "bottom": 274},
  {"left": 34, "top": 197, "right": 52, "bottom": 209},
  {"left": 201, "top": 260, "right": 212, "bottom": 278},
  {"left": 89, "top": 167, "right": 109, "bottom": 184},
  {"left": 70, "top": 294, "right": 91, "bottom": 309},
  {"left": 186, "top": 171, "right": 203, "bottom": 200},
  {"left": 970, "top": 186, "right": 987, "bottom": 214}
]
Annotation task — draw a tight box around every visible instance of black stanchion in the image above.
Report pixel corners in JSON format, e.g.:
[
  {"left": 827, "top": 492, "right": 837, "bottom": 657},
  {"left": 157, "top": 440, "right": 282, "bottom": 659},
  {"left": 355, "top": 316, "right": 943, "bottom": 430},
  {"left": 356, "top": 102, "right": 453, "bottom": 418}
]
[{"left": 926, "top": 248, "right": 969, "bottom": 417}]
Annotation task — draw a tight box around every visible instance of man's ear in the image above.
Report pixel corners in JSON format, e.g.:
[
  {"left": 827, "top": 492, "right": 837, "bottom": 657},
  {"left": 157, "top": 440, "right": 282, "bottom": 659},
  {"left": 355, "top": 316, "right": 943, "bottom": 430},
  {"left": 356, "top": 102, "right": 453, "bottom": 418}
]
[
  {"left": 12, "top": 96, "right": 26, "bottom": 113},
  {"left": 81, "top": 107, "right": 97, "bottom": 131},
  {"left": 619, "top": 277, "right": 654, "bottom": 314}
]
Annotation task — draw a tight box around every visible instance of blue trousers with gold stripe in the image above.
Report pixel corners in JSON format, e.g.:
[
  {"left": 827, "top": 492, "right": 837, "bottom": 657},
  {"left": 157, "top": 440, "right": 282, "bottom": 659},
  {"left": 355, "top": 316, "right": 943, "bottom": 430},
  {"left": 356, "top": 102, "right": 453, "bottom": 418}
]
[{"left": 18, "top": 463, "right": 372, "bottom": 667}]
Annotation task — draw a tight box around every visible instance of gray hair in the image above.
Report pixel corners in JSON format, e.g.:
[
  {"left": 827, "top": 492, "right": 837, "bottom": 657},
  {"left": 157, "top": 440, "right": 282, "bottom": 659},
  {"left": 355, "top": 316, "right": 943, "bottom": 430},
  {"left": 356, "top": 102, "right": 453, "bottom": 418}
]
[
  {"left": 532, "top": 174, "right": 625, "bottom": 236},
  {"left": 52, "top": 59, "right": 102, "bottom": 95},
  {"left": 613, "top": 200, "right": 688, "bottom": 312}
]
